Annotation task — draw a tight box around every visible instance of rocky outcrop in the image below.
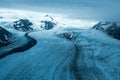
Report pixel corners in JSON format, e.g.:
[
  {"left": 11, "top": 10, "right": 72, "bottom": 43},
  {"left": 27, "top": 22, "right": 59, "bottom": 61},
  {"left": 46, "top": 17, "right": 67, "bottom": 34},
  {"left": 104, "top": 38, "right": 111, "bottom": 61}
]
[
  {"left": 0, "top": 32, "right": 37, "bottom": 59},
  {"left": 92, "top": 22, "right": 120, "bottom": 40},
  {"left": 0, "top": 27, "right": 13, "bottom": 47},
  {"left": 13, "top": 19, "right": 33, "bottom": 32},
  {"left": 41, "top": 21, "right": 57, "bottom": 30}
]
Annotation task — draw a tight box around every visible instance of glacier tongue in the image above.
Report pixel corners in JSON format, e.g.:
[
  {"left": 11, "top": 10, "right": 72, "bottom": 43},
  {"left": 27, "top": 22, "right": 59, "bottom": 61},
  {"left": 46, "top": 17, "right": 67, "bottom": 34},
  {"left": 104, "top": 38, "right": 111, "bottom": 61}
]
[{"left": 0, "top": 28, "right": 120, "bottom": 80}]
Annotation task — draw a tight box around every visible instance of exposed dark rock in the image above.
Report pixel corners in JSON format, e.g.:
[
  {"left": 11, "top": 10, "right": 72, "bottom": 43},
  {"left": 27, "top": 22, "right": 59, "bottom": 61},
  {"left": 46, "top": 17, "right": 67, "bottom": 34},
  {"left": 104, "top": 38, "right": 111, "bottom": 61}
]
[
  {"left": 41, "top": 21, "right": 56, "bottom": 30},
  {"left": 92, "top": 22, "right": 120, "bottom": 40},
  {"left": 0, "top": 16, "right": 3, "bottom": 19},
  {"left": 60, "top": 32, "right": 77, "bottom": 40},
  {"left": 0, "top": 27, "right": 13, "bottom": 47},
  {"left": 0, "top": 32, "right": 37, "bottom": 59},
  {"left": 13, "top": 19, "right": 33, "bottom": 32},
  {"left": 92, "top": 22, "right": 111, "bottom": 31}
]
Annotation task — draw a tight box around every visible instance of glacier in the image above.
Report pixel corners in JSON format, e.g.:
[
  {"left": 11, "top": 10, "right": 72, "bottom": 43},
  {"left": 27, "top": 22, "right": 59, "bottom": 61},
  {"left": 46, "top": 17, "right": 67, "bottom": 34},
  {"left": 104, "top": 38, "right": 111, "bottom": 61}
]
[{"left": 0, "top": 9, "right": 120, "bottom": 80}]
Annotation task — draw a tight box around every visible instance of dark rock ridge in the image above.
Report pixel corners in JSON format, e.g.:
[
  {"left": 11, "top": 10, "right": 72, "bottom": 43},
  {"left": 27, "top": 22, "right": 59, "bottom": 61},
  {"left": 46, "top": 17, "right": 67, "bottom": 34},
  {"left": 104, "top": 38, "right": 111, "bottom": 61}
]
[
  {"left": 0, "top": 32, "right": 37, "bottom": 59},
  {"left": 0, "top": 27, "right": 13, "bottom": 47},
  {"left": 92, "top": 22, "right": 120, "bottom": 40},
  {"left": 41, "top": 21, "right": 57, "bottom": 30},
  {"left": 60, "top": 32, "right": 77, "bottom": 40},
  {"left": 13, "top": 19, "right": 33, "bottom": 32}
]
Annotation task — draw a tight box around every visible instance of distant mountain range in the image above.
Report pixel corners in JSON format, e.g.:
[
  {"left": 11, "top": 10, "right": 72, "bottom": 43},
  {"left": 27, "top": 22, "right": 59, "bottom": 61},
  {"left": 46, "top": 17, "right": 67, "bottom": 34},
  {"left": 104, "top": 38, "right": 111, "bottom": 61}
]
[{"left": 1, "top": 20, "right": 120, "bottom": 48}]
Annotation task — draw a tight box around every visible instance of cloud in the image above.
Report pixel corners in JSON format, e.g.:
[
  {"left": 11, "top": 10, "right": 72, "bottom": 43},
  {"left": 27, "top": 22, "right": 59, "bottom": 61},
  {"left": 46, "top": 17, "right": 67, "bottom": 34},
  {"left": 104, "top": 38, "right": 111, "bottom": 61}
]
[{"left": 0, "top": 0, "right": 120, "bottom": 21}]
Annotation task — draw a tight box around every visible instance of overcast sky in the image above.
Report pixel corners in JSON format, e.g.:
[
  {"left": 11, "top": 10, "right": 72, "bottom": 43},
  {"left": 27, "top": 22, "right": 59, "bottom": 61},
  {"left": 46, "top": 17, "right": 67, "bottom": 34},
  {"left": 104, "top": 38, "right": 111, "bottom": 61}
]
[{"left": 0, "top": 0, "right": 120, "bottom": 21}]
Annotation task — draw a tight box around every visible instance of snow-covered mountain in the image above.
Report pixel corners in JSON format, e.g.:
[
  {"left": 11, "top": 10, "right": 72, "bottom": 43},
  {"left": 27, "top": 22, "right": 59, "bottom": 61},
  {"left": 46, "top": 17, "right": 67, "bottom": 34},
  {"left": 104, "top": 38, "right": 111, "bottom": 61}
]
[
  {"left": 13, "top": 19, "right": 33, "bottom": 32},
  {"left": 0, "top": 9, "right": 97, "bottom": 29},
  {"left": 92, "top": 22, "right": 120, "bottom": 40},
  {"left": 40, "top": 20, "right": 57, "bottom": 30}
]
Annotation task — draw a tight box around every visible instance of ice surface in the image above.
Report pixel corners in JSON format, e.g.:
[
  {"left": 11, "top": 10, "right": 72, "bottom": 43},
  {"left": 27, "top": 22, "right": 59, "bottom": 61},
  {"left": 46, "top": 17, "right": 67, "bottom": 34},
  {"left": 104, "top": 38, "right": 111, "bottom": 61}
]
[{"left": 0, "top": 28, "right": 120, "bottom": 80}]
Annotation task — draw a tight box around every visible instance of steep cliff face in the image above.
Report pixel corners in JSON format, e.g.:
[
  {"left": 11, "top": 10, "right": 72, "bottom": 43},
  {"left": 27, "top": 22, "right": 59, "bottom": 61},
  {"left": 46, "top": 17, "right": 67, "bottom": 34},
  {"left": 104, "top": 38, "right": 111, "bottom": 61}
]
[{"left": 0, "top": 27, "right": 13, "bottom": 47}]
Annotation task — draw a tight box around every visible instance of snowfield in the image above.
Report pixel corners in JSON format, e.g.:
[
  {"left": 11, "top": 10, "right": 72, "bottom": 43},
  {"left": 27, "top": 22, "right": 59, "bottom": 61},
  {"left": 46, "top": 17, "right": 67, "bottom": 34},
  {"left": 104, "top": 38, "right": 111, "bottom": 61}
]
[{"left": 0, "top": 9, "right": 120, "bottom": 80}]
